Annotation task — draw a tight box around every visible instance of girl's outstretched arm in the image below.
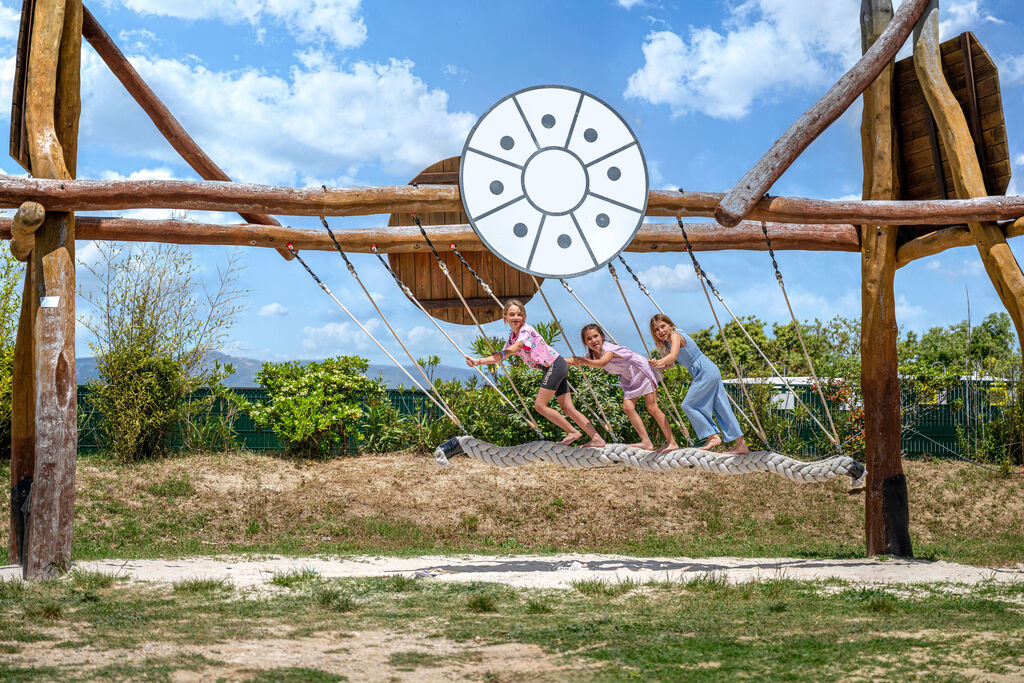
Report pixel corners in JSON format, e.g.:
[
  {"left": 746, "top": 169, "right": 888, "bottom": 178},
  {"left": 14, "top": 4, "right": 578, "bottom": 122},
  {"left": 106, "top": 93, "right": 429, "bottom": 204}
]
[
  {"left": 567, "top": 351, "right": 617, "bottom": 368},
  {"left": 467, "top": 341, "right": 523, "bottom": 367},
  {"left": 650, "top": 332, "right": 684, "bottom": 370}
]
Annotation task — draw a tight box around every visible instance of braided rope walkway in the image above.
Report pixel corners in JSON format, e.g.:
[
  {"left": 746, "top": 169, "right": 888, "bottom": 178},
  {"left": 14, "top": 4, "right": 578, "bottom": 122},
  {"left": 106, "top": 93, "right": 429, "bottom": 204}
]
[{"left": 435, "top": 436, "right": 866, "bottom": 490}]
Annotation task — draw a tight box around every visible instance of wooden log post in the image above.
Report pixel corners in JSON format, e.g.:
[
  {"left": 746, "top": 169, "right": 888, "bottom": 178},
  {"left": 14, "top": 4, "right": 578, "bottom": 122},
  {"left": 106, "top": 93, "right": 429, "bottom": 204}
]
[
  {"left": 10, "top": 0, "right": 81, "bottom": 578},
  {"left": 860, "top": 0, "right": 912, "bottom": 558},
  {"left": 9, "top": 202, "right": 45, "bottom": 262},
  {"left": 914, "top": 2, "right": 1024, "bottom": 361}
]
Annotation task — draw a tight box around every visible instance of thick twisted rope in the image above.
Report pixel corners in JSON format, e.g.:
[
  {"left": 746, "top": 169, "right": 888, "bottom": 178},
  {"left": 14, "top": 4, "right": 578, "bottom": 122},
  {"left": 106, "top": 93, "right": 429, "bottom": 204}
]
[{"left": 435, "top": 436, "right": 866, "bottom": 490}]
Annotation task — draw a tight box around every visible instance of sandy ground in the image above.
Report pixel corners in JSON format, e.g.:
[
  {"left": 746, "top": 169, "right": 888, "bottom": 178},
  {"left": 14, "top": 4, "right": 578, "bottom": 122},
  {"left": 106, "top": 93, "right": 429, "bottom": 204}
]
[{"left": 5, "top": 554, "right": 1023, "bottom": 588}]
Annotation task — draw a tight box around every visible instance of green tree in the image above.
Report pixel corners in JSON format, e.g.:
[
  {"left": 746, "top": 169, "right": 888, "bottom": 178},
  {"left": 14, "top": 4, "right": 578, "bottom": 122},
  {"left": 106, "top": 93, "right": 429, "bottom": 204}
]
[{"left": 79, "top": 243, "right": 246, "bottom": 461}]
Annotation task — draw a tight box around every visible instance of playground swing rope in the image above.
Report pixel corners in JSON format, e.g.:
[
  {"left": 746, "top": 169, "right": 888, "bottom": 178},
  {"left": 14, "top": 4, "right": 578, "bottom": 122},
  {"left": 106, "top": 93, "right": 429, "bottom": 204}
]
[{"left": 282, "top": 209, "right": 867, "bottom": 490}]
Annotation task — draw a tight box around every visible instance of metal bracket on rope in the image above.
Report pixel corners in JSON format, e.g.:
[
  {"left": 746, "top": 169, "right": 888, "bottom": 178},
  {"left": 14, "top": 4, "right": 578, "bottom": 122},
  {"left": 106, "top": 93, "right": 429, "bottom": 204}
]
[{"left": 450, "top": 243, "right": 497, "bottom": 301}]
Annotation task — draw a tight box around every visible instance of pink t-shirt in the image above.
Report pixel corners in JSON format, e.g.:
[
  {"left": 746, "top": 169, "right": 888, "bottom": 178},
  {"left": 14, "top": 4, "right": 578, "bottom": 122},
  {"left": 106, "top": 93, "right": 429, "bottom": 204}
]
[{"left": 505, "top": 324, "right": 559, "bottom": 369}]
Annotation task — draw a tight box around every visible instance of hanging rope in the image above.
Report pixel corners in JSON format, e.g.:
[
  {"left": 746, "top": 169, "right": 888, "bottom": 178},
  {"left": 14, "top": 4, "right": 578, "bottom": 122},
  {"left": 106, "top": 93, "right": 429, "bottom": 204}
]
[
  {"left": 677, "top": 217, "right": 838, "bottom": 447},
  {"left": 283, "top": 242, "right": 464, "bottom": 430},
  {"left": 528, "top": 274, "right": 621, "bottom": 442},
  {"left": 616, "top": 253, "right": 762, "bottom": 443},
  {"left": 411, "top": 215, "right": 545, "bottom": 435},
  {"left": 369, "top": 244, "right": 543, "bottom": 438},
  {"left": 761, "top": 220, "right": 842, "bottom": 449},
  {"left": 606, "top": 263, "right": 692, "bottom": 440},
  {"left": 318, "top": 213, "right": 460, "bottom": 424},
  {"left": 447, "top": 243, "right": 611, "bottom": 439}
]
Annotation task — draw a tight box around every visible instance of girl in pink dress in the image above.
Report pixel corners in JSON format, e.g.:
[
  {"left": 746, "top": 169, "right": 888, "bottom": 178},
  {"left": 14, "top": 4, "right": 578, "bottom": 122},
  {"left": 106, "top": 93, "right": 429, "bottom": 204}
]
[
  {"left": 568, "top": 324, "right": 677, "bottom": 452},
  {"left": 466, "top": 300, "right": 604, "bottom": 447}
]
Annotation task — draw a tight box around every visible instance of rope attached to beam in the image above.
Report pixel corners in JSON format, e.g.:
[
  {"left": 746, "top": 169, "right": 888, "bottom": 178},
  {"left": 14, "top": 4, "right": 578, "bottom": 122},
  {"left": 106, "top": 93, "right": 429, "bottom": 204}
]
[
  {"left": 284, "top": 242, "right": 463, "bottom": 429},
  {"left": 761, "top": 220, "right": 842, "bottom": 449},
  {"left": 435, "top": 436, "right": 866, "bottom": 490},
  {"left": 369, "top": 244, "right": 542, "bottom": 438},
  {"left": 318, "top": 212, "right": 459, "bottom": 423},
  {"left": 678, "top": 218, "right": 836, "bottom": 447}
]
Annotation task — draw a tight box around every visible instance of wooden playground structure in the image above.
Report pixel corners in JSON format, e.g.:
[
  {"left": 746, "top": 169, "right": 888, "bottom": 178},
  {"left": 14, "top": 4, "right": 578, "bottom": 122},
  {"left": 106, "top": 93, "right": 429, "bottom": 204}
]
[{"left": 2, "top": 0, "right": 1023, "bottom": 577}]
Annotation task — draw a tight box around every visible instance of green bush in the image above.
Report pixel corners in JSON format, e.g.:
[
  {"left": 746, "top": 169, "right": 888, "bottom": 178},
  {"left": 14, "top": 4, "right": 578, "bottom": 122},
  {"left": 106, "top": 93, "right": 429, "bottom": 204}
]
[
  {"left": 243, "top": 356, "right": 388, "bottom": 457},
  {"left": 0, "top": 251, "right": 24, "bottom": 459},
  {"left": 86, "top": 349, "right": 189, "bottom": 460}
]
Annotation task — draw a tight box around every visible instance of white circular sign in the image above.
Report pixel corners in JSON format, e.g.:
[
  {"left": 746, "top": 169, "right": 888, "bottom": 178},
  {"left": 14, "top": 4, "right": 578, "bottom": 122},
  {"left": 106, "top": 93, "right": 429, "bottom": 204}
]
[{"left": 460, "top": 85, "right": 649, "bottom": 279}]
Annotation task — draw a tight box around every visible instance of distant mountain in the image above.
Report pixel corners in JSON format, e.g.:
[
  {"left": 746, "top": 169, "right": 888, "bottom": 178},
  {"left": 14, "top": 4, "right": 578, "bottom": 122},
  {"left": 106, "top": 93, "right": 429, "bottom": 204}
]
[{"left": 74, "top": 351, "right": 477, "bottom": 389}]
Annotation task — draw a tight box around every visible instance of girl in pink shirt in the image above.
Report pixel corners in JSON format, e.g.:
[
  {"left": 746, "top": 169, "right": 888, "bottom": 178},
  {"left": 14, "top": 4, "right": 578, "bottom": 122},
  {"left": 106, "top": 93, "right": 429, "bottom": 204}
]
[
  {"left": 466, "top": 300, "right": 604, "bottom": 447},
  {"left": 568, "top": 324, "right": 678, "bottom": 451}
]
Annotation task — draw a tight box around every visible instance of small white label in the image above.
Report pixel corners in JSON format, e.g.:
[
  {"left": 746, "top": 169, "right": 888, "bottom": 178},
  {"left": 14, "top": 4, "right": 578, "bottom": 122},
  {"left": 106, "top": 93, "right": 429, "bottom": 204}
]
[{"left": 40, "top": 296, "right": 59, "bottom": 308}]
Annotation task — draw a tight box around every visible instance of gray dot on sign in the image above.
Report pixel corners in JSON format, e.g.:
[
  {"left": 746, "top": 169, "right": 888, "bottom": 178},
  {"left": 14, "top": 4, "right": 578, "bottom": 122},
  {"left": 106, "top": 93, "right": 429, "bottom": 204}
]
[
  {"left": 557, "top": 234, "right": 572, "bottom": 248},
  {"left": 541, "top": 114, "right": 556, "bottom": 128},
  {"left": 513, "top": 222, "right": 528, "bottom": 238},
  {"left": 607, "top": 166, "right": 621, "bottom": 181},
  {"left": 584, "top": 128, "right": 598, "bottom": 142},
  {"left": 596, "top": 213, "right": 610, "bottom": 228},
  {"left": 500, "top": 135, "right": 514, "bottom": 150},
  {"left": 489, "top": 180, "right": 503, "bottom": 195}
]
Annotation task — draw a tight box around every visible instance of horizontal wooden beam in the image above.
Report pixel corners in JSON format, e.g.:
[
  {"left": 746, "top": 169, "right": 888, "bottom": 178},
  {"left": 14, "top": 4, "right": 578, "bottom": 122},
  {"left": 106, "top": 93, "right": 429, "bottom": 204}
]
[
  {"left": 896, "top": 218, "right": 1024, "bottom": 268},
  {"left": 0, "top": 176, "right": 1021, "bottom": 225},
  {"left": 0, "top": 215, "right": 861, "bottom": 253}
]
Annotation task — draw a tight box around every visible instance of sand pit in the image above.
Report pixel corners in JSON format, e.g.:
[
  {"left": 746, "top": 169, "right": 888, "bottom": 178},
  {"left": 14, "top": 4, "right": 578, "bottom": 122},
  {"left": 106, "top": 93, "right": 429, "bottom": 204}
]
[{"left": 5, "top": 554, "right": 1021, "bottom": 588}]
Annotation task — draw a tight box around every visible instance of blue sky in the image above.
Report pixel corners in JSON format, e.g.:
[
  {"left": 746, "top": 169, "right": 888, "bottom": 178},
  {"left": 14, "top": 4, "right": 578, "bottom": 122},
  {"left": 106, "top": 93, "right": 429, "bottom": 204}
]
[{"left": 1, "top": 0, "right": 1023, "bottom": 367}]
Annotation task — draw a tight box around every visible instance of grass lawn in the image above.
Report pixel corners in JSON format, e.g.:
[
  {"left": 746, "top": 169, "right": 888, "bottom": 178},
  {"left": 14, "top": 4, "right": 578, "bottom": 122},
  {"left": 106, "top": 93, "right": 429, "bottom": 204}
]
[
  {"left": 2, "top": 450, "right": 1021, "bottom": 565},
  {"left": 1, "top": 569, "right": 1023, "bottom": 680}
]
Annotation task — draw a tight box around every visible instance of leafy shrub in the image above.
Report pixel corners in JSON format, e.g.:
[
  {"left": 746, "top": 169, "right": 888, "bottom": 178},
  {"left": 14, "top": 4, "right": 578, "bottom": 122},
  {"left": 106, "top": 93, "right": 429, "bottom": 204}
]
[
  {"left": 0, "top": 251, "right": 24, "bottom": 460},
  {"left": 87, "top": 349, "right": 189, "bottom": 460},
  {"left": 80, "top": 243, "right": 246, "bottom": 461},
  {"left": 242, "top": 356, "right": 387, "bottom": 456}
]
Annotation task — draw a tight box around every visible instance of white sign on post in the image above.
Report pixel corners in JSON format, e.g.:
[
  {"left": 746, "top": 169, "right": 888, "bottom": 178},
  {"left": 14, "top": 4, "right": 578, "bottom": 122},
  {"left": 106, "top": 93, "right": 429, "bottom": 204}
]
[{"left": 460, "top": 85, "right": 649, "bottom": 279}]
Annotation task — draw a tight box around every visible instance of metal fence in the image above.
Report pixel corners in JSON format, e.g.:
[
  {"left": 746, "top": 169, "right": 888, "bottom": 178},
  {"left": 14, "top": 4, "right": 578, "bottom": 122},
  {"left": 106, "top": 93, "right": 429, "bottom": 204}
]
[{"left": 76, "top": 379, "right": 1011, "bottom": 457}]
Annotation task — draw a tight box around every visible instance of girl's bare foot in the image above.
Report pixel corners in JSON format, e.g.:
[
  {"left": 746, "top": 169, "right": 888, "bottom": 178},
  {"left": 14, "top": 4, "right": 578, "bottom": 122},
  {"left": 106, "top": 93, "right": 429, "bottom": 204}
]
[
  {"left": 657, "top": 442, "right": 679, "bottom": 453},
  {"left": 630, "top": 441, "right": 655, "bottom": 451},
  {"left": 581, "top": 438, "right": 606, "bottom": 448},
  {"left": 724, "top": 445, "right": 750, "bottom": 454},
  {"left": 700, "top": 435, "right": 722, "bottom": 450},
  {"left": 559, "top": 431, "right": 582, "bottom": 445}
]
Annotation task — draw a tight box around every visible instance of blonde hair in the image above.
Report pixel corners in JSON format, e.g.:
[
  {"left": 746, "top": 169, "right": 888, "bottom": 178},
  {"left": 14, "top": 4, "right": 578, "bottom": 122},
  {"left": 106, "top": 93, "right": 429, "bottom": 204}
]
[
  {"left": 502, "top": 299, "right": 526, "bottom": 323},
  {"left": 649, "top": 313, "right": 676, "bottom": 355},
  {"left": 580, "top": 323, "right": 605, "bottom": 359}
]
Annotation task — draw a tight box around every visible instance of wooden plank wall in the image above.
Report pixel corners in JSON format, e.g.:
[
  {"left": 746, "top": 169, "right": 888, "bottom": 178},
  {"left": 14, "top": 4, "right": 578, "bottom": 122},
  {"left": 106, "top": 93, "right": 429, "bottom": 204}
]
[{"left": 387, "top": 157, "right": 540, "bottom": 326}]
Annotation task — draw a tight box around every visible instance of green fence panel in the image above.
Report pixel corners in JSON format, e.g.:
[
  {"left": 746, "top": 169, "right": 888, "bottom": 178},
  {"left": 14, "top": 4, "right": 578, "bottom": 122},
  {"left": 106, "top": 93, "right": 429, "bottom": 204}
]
[{"left": 76, "top": 379, "right": 1009, "bottom": 458}]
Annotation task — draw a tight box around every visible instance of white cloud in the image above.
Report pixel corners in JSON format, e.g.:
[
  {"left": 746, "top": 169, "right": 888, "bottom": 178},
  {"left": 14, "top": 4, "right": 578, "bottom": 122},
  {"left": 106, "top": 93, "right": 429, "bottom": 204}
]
[
  {"left": 0, "top": 3, "right": 19, "bottom": 41},
  {"left": 999, "top": 54, "right": 1024, "bottom": 85},
  {"left": 99, "top": 166, "right": 177, "bottom": 181},
  {"left": 895, "top": 294, "right": 925, "bottom": 323},
  {"left": 103, "top": 0, "right": 367, "bottom": 48},
  {"left": 938, "top": 1, "right": 1003, "bottom": 39},
  {"left": 1015, "top": 154, "right": 1024, "bottom": 167},
  {"left": 301, "top": 318, "right": 381, "bottom": 353},
  {"left": 259, "top": 302, "right": 289, "bottom": 316},
  {"left": 79, "top": 47, "right": 476, "bottom": 185},
  {"left": 616, "top": 0, "right": 645, "bottom": 8},
  {"left": 635, "top": 263, "right": 700, "bottom": 292},
  {"left": 625, "top": 0, "right": 859, "bottom": 119}
]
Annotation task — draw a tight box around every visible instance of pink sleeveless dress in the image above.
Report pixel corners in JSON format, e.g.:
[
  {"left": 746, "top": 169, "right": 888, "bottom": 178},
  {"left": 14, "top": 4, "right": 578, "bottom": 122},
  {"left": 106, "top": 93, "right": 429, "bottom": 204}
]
[{"left": 599, "top": 341, "right": 662, "bottom": 400}]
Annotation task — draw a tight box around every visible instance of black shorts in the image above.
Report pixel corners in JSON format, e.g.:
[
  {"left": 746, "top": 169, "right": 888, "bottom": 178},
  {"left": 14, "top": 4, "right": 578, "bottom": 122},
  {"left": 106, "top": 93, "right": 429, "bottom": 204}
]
[{"left": 539, "top": 356, "right": 570, "bottom": 396}]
